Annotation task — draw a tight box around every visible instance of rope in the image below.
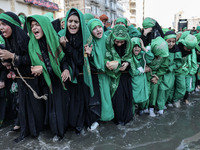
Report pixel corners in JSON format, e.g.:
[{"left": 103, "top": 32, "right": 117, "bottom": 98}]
[{"left": 15, "top": 68, "right": 48, "bottom": 100}]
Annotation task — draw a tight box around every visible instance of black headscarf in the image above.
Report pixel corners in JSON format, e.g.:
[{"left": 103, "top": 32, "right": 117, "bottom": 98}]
[{"left": 0, "top": 12, "right": 31, "bottom": 76}]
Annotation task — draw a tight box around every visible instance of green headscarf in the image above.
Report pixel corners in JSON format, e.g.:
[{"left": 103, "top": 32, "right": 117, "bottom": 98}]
[
  {"left": 59, "top": 8, "right": 94, "bottom": 97},
  {"left": 43, "top": 12, "right": 54, "bottom": 22},
  {"left": 105, "top": 24, "right": 133, "bottom": 96},
  {"left": 178, "top": 32, "right": 197, "bottom": 50},
  {"left": 88, "top": 18, "right": 105, "bottom": 71},
  {"left": 0, "top": 13, "right": 21, "bottom": 28},
  {"left": 131, "top": 37, "right": 142, "bottom": 68},
  {"left": 151, "top": 36, "right": 169, "bottom": 57},
  {"left": 18, "top": 15, "right": 25, "bottom": 25},
  {"left": 115, "top": 17, "right": 127, "bottom": 27},
  {"left": 142, "top": 17, "right": 156, "bottom": 29},
  {"left": 88, "top": 18, "right": 114, "bottom": 121},
  {"left": 84, "top": 13, "right": 94, "bottom": 24},
  {"left": 164, "top": 32, "right": 176, "bottom": 40},
  {"left": 27, "top": 15, "right": 66, "bottom": 93}
]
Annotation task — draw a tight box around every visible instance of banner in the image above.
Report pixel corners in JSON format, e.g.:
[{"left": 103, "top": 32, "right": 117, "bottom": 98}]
[{"left": 24, "top": 0, "right": 59, "bottom": 11}]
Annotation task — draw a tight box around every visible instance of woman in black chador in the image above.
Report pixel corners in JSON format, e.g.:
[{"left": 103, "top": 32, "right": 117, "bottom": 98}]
[
  {"left": 0, "top": 12, "right": 45, "bottom": 142},
  {"left": 59, "top": 8, "right": 101, "bottom": 133}
]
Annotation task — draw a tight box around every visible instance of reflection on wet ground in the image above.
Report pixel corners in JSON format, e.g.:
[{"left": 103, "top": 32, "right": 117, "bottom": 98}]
[{"left": 0, "top": 92, "right": 200, "bottom": 150}]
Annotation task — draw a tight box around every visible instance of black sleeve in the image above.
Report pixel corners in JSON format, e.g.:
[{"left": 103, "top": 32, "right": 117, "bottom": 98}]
[
  {"left": 60, "top": 55, "right": 69, "bottom": 71},
  {"left": 0, "top": 64, "right": 7, "bottom": 82}
]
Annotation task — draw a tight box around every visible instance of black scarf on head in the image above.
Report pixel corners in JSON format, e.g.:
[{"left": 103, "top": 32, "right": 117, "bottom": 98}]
[
  {"left": 0, "top": 12, "right": 29, "bottom": 56},
  {"left": 0, "top": 12, "right": 31, "bottom": 76}
]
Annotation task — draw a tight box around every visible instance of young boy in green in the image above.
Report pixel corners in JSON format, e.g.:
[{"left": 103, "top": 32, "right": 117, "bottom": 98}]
[
  {"left": 147, "top": 37, "right": 169, "bottom": 117},
  {"left": 176, "top": 31, "right": 198, "bottom": 106},
  {"left": 130, "top": 37, "right": 154, "bottom": 115},
  {"left": 164, "top": 31, "right": 182, "bottom": 107}
]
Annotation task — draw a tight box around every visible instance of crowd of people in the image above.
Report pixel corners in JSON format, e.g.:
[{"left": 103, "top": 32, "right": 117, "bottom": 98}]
[{"left": 0, "top": 8, "right": 200, "bottom": 143}]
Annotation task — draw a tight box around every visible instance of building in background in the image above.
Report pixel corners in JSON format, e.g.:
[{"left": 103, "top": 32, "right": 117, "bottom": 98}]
[
  {"left": 0, "top": 0, "right": 65, "bottom": 18},
  {"left": 174, "top": 11, "right": 200, "bottom": 32},
  {"left": 64, "top": 0, "right": 125, "bottom": 23}
]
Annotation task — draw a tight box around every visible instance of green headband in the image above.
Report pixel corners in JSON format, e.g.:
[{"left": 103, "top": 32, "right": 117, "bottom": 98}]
[
  {"left": 164, "top": 34, "right": 176, "bottom": 40},
  {"left": 0, "top": 13, "right": 21, "bottom": 28},
  {"left": 115, "top": 18, "right": 127, "bottom": 27},
  {"left": 88, "top": 18, "right": 103, "bottom": 32},
  {"left": 112, "top": 25, "right": 128, "bottom": 41},
  {"left": 142, "top": 17, "right": 156, "bottom": 29}
]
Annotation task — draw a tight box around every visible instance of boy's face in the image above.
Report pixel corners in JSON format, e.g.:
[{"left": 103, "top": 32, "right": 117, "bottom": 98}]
[
  {"left": 166, "top": 38, "right": 176, "bottom": 49},
  {"left": 133, "top": 45, "right": 141, "bottom": 56}
]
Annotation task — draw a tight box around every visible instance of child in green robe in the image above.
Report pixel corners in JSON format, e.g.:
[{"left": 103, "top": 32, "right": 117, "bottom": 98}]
[{"left": 130, "top": 37, "right": 154, "bottom": 115}]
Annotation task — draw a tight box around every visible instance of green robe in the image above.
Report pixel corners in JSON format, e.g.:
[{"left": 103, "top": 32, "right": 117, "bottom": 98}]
[
  {"left": 88, "top": 18, "right": 114, "bottom": 121},
  {"left": 104, "top": 24, "right": 133, "bottom": 97}
]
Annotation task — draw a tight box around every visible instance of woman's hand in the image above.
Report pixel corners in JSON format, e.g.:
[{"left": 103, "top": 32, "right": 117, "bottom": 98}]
[
  {"left": 60, "top": 36, "right": 68, "bottom": 48},
  {"left": 144, "top": 65, "right": 151, "bottom": 72},
  {"left": 0, "top": 49, "right": 15, "bottom": 60},
  {"left": 0, "top": 81, "right": 5, "bottom": 89},
  {"left": 31, "top": 66, "right": 43, "bottom": 76},
  {"left": 61, "top": 69, "right": 71, "bottom": 82},
  {"left": 151, "top": 77, "right": 158, "bottom": 84},
  {"left": 2, "top": 62, "right": 12, "bottom": 69},
  {"left": 106, "top": 61, "right": 114, "bottom": 70},
  {"left": 119, "top": 62, "right": 129, "bottom": 71},
  {"left": 84, "top": 44, "right": 93, "bottom": 57}
]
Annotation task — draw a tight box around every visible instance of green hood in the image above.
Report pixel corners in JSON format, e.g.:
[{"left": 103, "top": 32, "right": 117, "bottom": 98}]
[
  {"left": 43, "top": 12, "right": 54, "bottom": 22},
  {"left": 84, "top": 13, "right": 94, "bottom": 24},
  {"left": 27, "top": 15, "right": 66, "bottom": 93},
  {"left": 142, "top": 17, "right": 156, "bottom": 29},
  {"left": 178, "top": 32, "right": 197, "bottom": 50},
  {"left": 115, "top": 18, "right": 127, "bottom": 27},
  {"left": 151, "top": 36, "right": 169, "bottom": 57}
]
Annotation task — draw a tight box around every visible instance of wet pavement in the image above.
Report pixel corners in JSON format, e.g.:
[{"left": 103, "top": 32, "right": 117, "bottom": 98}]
[{"left": 0, "top": 91, "right": 200, "bottom": 150}]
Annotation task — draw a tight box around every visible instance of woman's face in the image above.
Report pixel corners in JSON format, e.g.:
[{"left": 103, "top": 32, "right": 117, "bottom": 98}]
[
  {"left": 61, "top": 20, "right": 65, "bottom": 29},
  {"left": 114, "top": 39, "right": 125, "bottom": 47},
  {"left": 166, "top": 38, "right": 176, "bottom": 49},
  {"left": 0, "top": 21, "right": 12, "bottom": 38},
  {"left": 133, "top": 45, "right": 141, "bottom": 56},
  {"left": 67, "top": 15, "right": 80, "bottom": 34},
  {"left": 92, "top": 25, "right": 103, "bottom": 39},
  {"left": 31, "top": 20, "right": 44, "bottom": 40}
]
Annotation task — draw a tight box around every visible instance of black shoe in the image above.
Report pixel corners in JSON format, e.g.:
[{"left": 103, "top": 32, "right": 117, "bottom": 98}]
[{"left": 14, "top": 135, "right": 25, "bottom": 143}]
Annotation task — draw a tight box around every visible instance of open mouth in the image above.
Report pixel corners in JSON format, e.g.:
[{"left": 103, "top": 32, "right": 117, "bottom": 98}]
[{"left": 33, "top": 30, "right": 39, "bottom": 36}]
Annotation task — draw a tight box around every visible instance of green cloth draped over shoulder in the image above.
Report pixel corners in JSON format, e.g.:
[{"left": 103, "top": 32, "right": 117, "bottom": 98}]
[
  {"left": 88, "top": 18, "right": 114, "bottom": 121},
  {"left": 105, "top": 24, "right": 133, "bottom": 97},
  {"left": 0, "top": 13, "right": 21, "bottom": 28},
  {"left": 27, "top": 15, "right": 66, "bottom": 93},
  {"left": 59, "top": 8, "right": 94, "bottom": 97}
]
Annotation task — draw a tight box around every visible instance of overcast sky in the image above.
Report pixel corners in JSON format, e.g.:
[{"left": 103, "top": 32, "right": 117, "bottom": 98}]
[{"left": 144, "top": 0, "right": 199, "bottom": 28}]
